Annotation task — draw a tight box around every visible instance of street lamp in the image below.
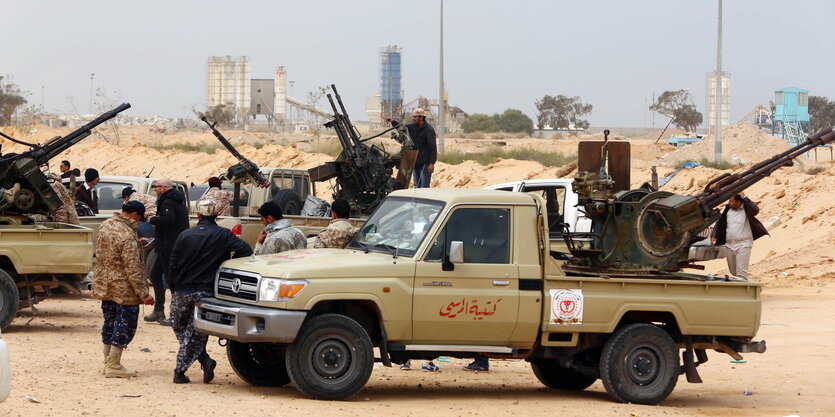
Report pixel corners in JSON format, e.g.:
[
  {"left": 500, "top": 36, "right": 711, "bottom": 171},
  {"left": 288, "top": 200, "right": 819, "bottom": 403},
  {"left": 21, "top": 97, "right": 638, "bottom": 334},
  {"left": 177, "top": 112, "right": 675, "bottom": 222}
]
[{"left": 438, "top": 0, "right": 445, "bottom": 153}]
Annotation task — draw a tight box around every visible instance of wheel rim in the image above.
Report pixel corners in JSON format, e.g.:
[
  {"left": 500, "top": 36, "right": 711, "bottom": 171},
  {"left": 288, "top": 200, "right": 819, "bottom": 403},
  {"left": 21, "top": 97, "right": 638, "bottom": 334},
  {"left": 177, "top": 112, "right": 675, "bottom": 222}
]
[
  {"left": 625, "top": 344, "right": 663, "bottom": 386},
  {"left": 309, "top": 336, "right": 353, "bottom": 381}
]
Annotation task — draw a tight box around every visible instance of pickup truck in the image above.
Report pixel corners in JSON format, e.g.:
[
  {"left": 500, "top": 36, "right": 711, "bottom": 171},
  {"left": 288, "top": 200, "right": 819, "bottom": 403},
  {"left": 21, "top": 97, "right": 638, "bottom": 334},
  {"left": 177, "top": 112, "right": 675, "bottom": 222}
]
[
  {"left": 194, "top": 188, "right": 764, "bottom": 404},
  {"left": 0, "top": 222, "right": 94, "bottom": 330}
]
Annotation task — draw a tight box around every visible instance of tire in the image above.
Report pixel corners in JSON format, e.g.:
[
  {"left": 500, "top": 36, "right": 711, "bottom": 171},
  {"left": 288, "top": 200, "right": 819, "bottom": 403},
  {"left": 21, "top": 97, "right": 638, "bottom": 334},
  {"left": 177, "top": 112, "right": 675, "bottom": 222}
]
[
  {"left": 0, "top": 270, "right": 20, "bottom": 331},
  {"left": 226, "top": 341, "right": 291, "bottom": 387},
  {"left": 599, "top": 323, "right": 679, "bottom": 405},
  {"left": 285, "top": 314, "right": 374, "bottom": 401},
  {"left": 273, "top": 189, "right": 302, "bottom": 216},
  {"left": 531, "top": 360, "right": 597, "bottom": 391}
]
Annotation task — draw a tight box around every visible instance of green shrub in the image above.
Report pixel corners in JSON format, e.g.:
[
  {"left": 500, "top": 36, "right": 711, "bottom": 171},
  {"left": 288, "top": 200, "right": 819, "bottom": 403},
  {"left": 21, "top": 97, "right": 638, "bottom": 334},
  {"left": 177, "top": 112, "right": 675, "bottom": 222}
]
[{"left": 437, "top": 146, "right": 575, "bottom": 167}]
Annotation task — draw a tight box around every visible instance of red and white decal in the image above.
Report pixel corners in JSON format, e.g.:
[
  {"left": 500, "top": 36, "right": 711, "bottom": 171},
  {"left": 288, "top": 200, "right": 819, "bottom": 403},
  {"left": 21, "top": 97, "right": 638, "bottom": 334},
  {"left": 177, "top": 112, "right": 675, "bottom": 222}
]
[{"left": 549, "top": 289, "right": 583, "bottom": 324}]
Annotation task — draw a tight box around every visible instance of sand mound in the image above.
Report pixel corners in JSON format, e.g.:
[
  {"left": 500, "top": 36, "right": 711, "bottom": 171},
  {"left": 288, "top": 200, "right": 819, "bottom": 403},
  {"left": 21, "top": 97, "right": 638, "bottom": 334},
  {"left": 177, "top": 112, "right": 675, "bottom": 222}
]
[{"left": 660, "top": 124, "right": 792, "bottom": 166}]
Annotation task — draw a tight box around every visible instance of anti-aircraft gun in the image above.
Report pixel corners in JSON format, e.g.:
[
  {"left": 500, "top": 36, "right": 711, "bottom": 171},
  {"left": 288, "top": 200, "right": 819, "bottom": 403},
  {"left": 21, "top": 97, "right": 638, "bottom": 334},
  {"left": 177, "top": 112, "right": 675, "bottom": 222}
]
[
  {"left": 561, "top": 127, "right": 835, "bottom": 275},
  {"left": 308, "top": 84, "right": 416, "bottom": 215},
  {"left": 201, "top": 117, "right": 269, "bottom": 216},
  {"left": 0, "top": 103, "right": 131, "bottom": 222}
]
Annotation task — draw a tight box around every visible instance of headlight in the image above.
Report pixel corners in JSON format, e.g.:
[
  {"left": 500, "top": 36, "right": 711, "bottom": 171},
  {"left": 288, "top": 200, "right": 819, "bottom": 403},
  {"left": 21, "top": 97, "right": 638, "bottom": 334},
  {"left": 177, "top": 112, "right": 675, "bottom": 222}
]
[{"left": 258, "top": 278, "right": 308, "bottom": 302}]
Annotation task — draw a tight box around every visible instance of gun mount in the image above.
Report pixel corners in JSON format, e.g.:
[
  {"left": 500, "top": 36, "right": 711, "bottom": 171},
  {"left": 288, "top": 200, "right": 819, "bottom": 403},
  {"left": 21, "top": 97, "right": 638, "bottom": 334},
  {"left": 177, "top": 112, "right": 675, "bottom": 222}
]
[
  {"left": 0, "top": 103, "right": 131, "bottom": 221},
  {"left": 562, "top": 127, "right": 835, "bottom": 274},
  {"left": 201, "top": 117, "right": 269, "bottom": 217},
  {"left": 308, "top": 84, "right": 416, "bottom": 215}
]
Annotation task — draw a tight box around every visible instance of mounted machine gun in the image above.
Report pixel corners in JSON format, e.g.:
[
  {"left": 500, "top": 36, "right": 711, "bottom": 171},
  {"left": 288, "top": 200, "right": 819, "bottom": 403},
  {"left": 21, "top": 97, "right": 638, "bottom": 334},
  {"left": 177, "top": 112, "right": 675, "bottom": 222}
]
[
  {"left": 561, "top": 127, "right": 835, "bottom": 274},
  {"left": 0, "top": 103, "right": 131, "bottom": 222},
  {"left": 308, "top": 84, "right": 416, "bottom": 215},
  {"left": 201, "top": 117, "right": 269, "bottom": 216}
]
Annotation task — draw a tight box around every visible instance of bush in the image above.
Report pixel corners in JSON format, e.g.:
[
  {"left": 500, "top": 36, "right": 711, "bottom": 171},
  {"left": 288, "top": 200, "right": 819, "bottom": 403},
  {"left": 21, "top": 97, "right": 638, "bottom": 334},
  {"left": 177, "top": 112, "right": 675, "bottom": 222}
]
[
  {"left": 311, "top": 138, "right": 343, "bottom": 157},
  {"left": 149, "top": 142, "right": 224, "bottom": 154},
  {"left": 437, "top": 146, "right": 575, "bottom": 167},
  {"left": 695, "top": 157, "right": 740, "bottom": 170},
  {"left": 805, "top": 165, "right": 827, "bottom": 175},
  {"left": 465, "top": 132, "right": 486, "bottom": 140}
]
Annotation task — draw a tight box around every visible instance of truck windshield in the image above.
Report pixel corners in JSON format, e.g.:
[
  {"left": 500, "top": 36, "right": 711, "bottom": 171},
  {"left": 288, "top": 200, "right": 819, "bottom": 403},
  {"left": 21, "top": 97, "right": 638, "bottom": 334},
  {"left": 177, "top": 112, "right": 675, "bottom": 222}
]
[{"left": 348, "top": 197, "right": 444, "bottom": 257}]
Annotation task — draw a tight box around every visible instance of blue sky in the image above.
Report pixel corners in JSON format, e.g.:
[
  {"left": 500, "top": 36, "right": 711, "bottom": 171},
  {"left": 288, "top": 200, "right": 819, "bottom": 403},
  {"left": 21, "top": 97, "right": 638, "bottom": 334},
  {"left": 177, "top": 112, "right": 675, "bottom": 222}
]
[{"left": 2, "top": 0, "right": 833, "bottom": 128}]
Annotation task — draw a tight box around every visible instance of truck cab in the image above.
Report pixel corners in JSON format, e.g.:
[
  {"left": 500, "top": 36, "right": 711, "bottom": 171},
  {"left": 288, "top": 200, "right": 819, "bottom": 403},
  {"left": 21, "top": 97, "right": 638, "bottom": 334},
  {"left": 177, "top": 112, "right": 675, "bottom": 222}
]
[{"left": 194, "top": 188, "right": 764, "bottom": 404}]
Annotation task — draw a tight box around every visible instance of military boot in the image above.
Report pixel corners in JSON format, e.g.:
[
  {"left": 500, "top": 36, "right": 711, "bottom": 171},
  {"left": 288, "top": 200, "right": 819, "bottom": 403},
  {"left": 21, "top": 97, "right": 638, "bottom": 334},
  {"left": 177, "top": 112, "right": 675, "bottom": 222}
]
[
  {"left": 198, "top": 354, "right": 217, "bottom": 384},
  {"left": 102, "top": 344, "right": 111, "bottom": 375},
  {"left": 105, "top": 347, "right": 138, "bottom": 378}
]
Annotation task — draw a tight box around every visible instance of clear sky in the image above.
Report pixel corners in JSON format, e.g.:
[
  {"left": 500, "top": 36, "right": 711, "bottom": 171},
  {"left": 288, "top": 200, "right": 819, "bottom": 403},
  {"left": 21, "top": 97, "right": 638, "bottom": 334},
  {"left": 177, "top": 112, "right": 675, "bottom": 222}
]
[{"left": 2, "top": 0, "right": 833, "bottom": 128}]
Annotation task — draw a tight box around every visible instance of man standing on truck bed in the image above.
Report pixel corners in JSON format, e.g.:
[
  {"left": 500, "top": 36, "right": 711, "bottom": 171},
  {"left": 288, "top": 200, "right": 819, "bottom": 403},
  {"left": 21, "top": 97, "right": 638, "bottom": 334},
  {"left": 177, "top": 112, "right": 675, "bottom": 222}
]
[
  {"left": 168, "top": 200, "right": 253, "bottom": 384},
  {"left": 711, "top": 193, "right": 767, "bottom": 279},
  {"left": 147, "top": 178, "right": 189, "bottom": 326},
  {"left": 75, "top": 168, "right": 100, "bottom": 214},
  {"left": 254, "top": 201, "right": 307, "bottom": 255},
  {"left": 313, "top": 199, "right": 358, "bottom": 249},
  {"left": 408, "top": 108, "right": 437, "bottom": 188},
  {"left": 199, "top": 177, "right": 234, "bottom": 216},
  {"left": 59, "top": 160, "right": 72, "bottom": 179},
  {"left": 50, "top": 173, "right": 79, "bottom": 225},
  {"left": 92, "top": 201, "right": 155, "bottom": 378}
]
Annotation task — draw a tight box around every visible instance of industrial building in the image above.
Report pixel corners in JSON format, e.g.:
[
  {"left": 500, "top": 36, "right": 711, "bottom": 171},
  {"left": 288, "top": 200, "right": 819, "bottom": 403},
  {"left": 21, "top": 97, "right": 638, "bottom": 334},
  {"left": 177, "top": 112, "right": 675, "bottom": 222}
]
[
  {"left": 206, "top": 56, "right": 252, "bottom": 125},
  {"left": 705, "top": 71, "right": 730, "bottom": 133},
  {"left": 772, "top": 87, "right": 810, "bottom": 146}
]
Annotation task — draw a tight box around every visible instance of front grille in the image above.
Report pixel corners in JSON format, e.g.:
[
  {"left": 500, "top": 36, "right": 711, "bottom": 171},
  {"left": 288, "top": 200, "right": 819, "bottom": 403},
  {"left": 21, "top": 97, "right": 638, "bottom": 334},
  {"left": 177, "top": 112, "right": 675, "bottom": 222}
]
[{"left": 217, "top": 270, "right": 259, "bottom": 301}]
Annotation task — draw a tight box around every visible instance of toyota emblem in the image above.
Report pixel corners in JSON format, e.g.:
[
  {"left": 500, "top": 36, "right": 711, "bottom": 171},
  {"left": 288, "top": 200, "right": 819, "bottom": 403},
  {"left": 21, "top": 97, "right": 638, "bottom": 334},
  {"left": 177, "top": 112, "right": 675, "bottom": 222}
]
[{"left": 231, "top": 278, "right": 242, "bottom": 293}]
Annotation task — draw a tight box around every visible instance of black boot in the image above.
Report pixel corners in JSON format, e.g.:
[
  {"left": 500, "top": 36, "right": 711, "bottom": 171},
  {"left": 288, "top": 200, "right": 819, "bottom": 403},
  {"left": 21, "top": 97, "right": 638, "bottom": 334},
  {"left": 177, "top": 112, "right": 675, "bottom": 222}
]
[
  {"left": 199, "top": 354, "right": 216, "bottom": 384},
  {"left": 173, "top": 370, "right": 190, "bottom": 384}
]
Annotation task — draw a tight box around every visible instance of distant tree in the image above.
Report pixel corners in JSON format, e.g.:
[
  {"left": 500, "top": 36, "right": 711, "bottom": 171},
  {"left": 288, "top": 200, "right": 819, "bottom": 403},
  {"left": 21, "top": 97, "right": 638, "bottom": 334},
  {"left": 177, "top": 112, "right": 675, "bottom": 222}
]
[
  {"left": 496, "top": 109, "right": 534, "bottom": 134},
  {"left": 0, "top": 76, "right": 28, "bottom": 126},
  {"left": 195, "top": 104, "right": 235, "bottom": 127},
  {"left": 809, "top": 96, "right": 835, "bottom": 132},
  {"left": 649, "top": 89, "right": 703, "bottom": 133},
  {"left": 461, "top": 113, "right": 497, "bottom": 133},
  {"left": 535, "top": 95, "right": 592, "bottom": 133}
]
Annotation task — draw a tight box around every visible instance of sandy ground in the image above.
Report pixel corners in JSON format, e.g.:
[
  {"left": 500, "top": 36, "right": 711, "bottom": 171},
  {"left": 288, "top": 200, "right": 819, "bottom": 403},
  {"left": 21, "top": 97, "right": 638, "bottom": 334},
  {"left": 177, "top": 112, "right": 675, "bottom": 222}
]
[{"left": 0, "top": 286, "right": 832, "bottom": 417}]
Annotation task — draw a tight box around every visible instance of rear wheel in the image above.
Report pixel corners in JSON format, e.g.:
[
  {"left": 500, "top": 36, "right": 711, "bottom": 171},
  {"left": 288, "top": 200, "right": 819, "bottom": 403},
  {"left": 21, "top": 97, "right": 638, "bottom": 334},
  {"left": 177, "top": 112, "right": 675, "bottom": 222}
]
[
  {"left": 226, "top": 341, "right": 291, "bottom": 387},
  {"left": 531, "top": 359, "right": 597, "bottom": 390},
  {"left": 0, "top": 270, "right": 19, "bottom": 331},
  {"left": 286, "top": 314, "right": 374, "bottom": 401},
  {"left": 599, "top": 323, "right": 679, "bottom": 405}
]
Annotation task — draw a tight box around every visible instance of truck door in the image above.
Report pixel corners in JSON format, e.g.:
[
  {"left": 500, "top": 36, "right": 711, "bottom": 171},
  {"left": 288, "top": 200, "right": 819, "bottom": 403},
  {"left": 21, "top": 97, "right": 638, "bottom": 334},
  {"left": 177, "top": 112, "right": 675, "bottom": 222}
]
[{"left": 413, "top": 206, "right": 520, "bottom": 343}]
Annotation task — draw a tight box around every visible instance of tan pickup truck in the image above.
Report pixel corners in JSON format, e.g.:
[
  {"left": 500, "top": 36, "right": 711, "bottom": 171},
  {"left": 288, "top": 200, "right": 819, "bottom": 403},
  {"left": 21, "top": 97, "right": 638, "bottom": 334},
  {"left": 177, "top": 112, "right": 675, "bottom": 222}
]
[
  {"left": 0, "top": 222, "right": 93, "bottom": 330},
  {"left": 194, "top": 188, "right": 765, "bottom": 404}
]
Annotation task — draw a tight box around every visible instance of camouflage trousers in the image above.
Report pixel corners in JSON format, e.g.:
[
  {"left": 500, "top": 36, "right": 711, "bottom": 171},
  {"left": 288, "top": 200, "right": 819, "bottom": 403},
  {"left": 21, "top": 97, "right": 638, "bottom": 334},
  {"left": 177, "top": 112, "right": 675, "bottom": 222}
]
[
  {"left": 170, "top": 290, "right": 212, "bottom": 373},
  {"left": 101, "top": 301, "right": 139, "bottom": 348}
]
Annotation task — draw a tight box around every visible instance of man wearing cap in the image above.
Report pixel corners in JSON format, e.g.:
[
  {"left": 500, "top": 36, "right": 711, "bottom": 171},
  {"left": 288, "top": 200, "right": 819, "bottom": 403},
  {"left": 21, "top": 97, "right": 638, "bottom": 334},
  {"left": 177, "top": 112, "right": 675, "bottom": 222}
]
[
  {"left": 198, "top": 177, "right": 235, "bottom": 216},
  {"left": 92, "top": 201, "right": 155, "bottom": 378},
  {"left": 168, "top": 200, "right": 253, "bottom": 384},
  {"left": 75, "top": 168, "right": 100, "bottom": 214},
  {"left": 147, "top": 178, "right": 189, "bottom": 325},
  {"left": 121, "top": 187, "right": 157, "bottom": 218},
  {"left": 407, "top": 108, "right": 437, "bottom": 188}
]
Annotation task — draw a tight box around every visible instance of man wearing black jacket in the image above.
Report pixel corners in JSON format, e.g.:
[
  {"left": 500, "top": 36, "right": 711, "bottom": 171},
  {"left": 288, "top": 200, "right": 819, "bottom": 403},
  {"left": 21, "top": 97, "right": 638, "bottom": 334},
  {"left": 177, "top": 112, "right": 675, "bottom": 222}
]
[
  {"left": 147, "top": 178, "right": 189, "bottom": 325},
  {"left": 407, "top": 108, "right": 437, "bottom": 188},
  {"left": 168, "top": 200, "right": 252, "bottom": 384},
  {"left": 711, "top": 193, "right": 768, "bottom": 279}
]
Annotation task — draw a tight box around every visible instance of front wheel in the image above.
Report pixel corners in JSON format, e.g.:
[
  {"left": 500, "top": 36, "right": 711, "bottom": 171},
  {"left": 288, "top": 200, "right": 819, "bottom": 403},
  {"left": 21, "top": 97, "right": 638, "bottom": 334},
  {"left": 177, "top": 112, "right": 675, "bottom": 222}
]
[
  {"left": 599, "top": 323, "right": 679, "bottom": 405},
  {"left": 226, "top": 341, "right": 291, "bottom": 387},
  {"left": 530, "top": 359, "right": 597, "bottom": 390},
  {"left": 0, "top": 270, "right": 19, "bottom": 331},
  {"left": 285, "top": 314, "right": 374, "bottom": 401}
]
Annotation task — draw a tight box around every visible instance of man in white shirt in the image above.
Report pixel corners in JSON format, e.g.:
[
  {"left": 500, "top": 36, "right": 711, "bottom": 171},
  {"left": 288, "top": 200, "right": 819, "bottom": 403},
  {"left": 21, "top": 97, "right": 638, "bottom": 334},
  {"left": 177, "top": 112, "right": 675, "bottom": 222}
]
[{"left": 711, "top": 193, "right": 768, "bottom": 279}]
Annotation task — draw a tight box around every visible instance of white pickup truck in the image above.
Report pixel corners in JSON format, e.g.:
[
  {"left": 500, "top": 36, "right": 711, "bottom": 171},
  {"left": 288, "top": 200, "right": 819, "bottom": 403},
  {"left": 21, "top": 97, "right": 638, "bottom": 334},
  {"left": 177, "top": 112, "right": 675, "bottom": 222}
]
[{"left": 485, "top": 178, "right": 591, "bottom": 238}]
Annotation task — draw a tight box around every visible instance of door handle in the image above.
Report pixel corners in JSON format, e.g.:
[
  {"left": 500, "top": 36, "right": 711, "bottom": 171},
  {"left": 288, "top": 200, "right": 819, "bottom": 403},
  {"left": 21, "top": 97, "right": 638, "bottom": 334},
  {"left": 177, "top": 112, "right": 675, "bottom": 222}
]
[{"left": 492, "top": 280, "right": 510, "bottom": 286}]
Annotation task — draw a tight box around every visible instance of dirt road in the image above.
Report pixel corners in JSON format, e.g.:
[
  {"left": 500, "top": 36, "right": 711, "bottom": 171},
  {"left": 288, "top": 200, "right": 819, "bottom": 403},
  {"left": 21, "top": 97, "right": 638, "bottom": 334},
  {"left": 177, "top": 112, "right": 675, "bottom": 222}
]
[{"left": 0, "top": 286, "right": 832, "bottom": 417}]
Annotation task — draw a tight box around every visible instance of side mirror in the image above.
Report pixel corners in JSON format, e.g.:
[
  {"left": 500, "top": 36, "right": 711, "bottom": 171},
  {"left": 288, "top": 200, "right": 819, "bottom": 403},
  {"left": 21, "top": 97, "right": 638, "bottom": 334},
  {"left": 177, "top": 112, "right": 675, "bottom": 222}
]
[{"left": 443, "top": 241, "right": 464, "bottom": 271}]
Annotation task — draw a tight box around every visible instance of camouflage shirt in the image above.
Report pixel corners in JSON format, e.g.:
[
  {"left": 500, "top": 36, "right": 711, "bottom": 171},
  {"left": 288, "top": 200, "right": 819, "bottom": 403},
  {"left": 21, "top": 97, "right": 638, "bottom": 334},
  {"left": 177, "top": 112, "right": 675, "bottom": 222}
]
[
  {"left": 314, "top": 219, "right": 358, "bottom": 249},
  {"left": 128, "top": 192, "right": 157, "bottom": 218},
  {"left": 50, "top": 174, "right": 79, "bottom": 225},
  {"left": 200, "top": 187, "right": 235, "bottom": 216},
  {"left": 92, "top": 213, "right": 149, "bottom": 305},
  {"left": 255, "top": 219, "right": 308, "bottom": 255}
]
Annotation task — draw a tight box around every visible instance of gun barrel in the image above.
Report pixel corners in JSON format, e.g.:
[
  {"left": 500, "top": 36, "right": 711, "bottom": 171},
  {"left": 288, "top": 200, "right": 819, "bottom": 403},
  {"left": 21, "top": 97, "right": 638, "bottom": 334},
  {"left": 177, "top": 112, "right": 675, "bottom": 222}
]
[
  {"left": 698, "top": 127, "right": 835, "bottom": 210},
  {"left": 26, "top": 103, "right": 131, "bottom": 164},
  {"left": 201, "top": 117, "right": 246, "bottom": 161}
]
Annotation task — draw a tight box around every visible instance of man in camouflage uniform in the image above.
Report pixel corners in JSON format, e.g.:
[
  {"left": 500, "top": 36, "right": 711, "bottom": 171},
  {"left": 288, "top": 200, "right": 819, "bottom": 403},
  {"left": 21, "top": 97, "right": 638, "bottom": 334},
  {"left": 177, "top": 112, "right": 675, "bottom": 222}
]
[
  {"left": 199, "top": 177, "right": 235, "bottom": 216},
  {"left": 49, "top": 173, "right": 79, "bottom": 225},
  {"left": 121, "top": 187, "right": 157, "bottom": 218},
  {"left": 314, "top": 199, "right": 357, "bottom": 249},
  {"left": 168, "top": 200, "right": 252, "bottom": 383},
  {"left": 92, "top": 201, "right": 155, "bottom": 378},
  {"left": 254, "top": 201, "right": 307, "bottom": 255}
]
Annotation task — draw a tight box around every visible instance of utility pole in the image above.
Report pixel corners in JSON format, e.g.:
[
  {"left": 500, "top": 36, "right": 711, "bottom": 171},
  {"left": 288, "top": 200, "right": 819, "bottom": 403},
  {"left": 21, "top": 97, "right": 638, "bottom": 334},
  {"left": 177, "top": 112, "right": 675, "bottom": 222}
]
[
  {"left": 89, "top": 73, "right": 95, "bottom": 117},
  {"left": 714, "top": 0, "right": 723, "bottom": 163},
  {"left": 438, "top": 0, "right": 445, "bottom": 154}
]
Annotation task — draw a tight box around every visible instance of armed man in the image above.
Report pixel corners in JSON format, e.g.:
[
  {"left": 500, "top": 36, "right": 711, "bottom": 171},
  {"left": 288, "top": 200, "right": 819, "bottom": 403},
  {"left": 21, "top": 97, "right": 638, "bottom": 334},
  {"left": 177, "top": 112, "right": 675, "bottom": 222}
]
[
  {"left": 168, "top": 200, "right": 252, "bottom": 383},
  {"left": 255, "top": 201, "right": 307, "bottom": 255},
  {"left": 313, "top": 198, "right": 358, "bottom": 249},
  {"left": 408, "top": 108, "right": 437, "bottom": 188}
]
